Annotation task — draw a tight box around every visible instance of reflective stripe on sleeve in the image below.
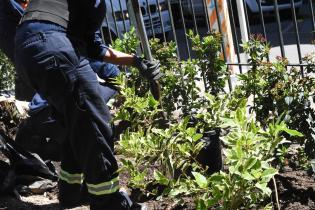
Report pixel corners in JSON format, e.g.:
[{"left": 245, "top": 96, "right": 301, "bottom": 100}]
[
  {"left": 86, "top": 176, "right": 120, "bottom": 195},
  {"left": 59, "top": 169, "right": 84, "bottom": 185}
]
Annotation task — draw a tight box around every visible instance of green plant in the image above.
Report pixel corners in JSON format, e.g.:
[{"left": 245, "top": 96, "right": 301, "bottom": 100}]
[
  {"left": 0, "top": 50, "right": 15, "bottom": 91},
  {"left": 236, "top": 34, "right": 315, "bottom": 158},
  {"left": 197, "top": 104, "right": 302, "bottom": 209},
  {"left": 112, "top": 29, "right": 307, "bottom": 209},
  {"left": 117, "top": 92, "right": 228, "bottom": 203},
  {"left": 113, "top": 74, "right": 161, "bottom": 132},
  {"left": 175, "top": 60, "right": 202, "bottom": 115},
  {"left": 118, "top": 117, "right": 207, "bottom": 198},
  {"left": 276, "top": 144, "right": 290, "bottom": 168},
  {"left": 296, "top": 147, "right": 310, "bottom": 170},
  {"left": 149, "top": 38, "right": 198, "bottom": 117},
  {"left": 188, "top": 30, "right": 228, "bottom": 96},
  {"left": 149, "top": 38, "right": 182, "bottom": 116},
  {"left": 111, "top": 27, "right": 139, "bottom": 54},
  {"left": 149, "top": 38, "right": 178, "bottom": 70},
  {"left": 118, "top": 91, "right": 300, "bottom": 209},
  {"left": 111, "top": 27, "right": 150, "bottom": 98}
]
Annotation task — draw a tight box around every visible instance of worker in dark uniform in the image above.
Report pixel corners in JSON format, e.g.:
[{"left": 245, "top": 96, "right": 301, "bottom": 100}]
[
  {"left": 0, "top": 0, "right": 119, "bottom": 161},
  {"left": 15, "top": 0, "right": 161, "bottom": 209}
]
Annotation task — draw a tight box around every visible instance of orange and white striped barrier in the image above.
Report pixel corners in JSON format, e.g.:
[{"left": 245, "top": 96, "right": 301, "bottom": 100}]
[{"left": 206, "top": 0, "right": 236, "bottom": 72}]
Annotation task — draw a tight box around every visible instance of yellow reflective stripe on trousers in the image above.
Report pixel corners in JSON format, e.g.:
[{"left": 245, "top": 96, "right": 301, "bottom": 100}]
[
  {"left": 59, "top": 169, "right": 84, "bottom": 185},
  {"left": 86, "top": 177, "right": 119, "bottom": 195}
]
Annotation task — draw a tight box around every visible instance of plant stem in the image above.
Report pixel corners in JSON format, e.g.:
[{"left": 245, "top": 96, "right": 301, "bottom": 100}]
[{"left": 272, "top": 176, "right": 280, "bottom": 210}]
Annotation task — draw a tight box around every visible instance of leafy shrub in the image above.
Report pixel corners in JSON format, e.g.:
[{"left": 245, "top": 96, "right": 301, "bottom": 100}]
[
  {"left": 117, "top": 94, "right": 225, "bottom": 205},
  {"left": 203, "top": 104, "right": 302, "bottom": 209},
  {"left": 112, "top": 30, "right": 302, "bottom": 209},
  {"left": 111, "top": 27, "right": 139, "bottom": 54},
  {"left": 149, "top": 39, "right": 202, "bottom": 117},
  {"left": 118, "top": 94, "right": 302, "bottom": 209},
  {"left": 113, "top": 73, "right": 161, "bottom": 132},
  {"left": 149, "top": 32, "right": 229, "bottom": 117},
  {"left": 188, "top": 30, "right": 228, "bottom": 96},
  {"left": 235, "top": 34, "right": 315, "bottom": 158}
]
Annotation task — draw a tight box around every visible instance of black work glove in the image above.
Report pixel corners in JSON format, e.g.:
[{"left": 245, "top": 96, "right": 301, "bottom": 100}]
[{"left": 133, "top": 56, "right": 163, "bottom": 80}]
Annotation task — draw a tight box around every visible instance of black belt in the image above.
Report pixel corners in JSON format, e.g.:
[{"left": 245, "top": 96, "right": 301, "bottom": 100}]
[{"left": 20, "top": 0, "right": 69, "bottom": 29}]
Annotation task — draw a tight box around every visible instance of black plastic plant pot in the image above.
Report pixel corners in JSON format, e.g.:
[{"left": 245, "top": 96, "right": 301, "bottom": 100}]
[{"left": 196, "top": 128, "right": 223, "bottom": 174}]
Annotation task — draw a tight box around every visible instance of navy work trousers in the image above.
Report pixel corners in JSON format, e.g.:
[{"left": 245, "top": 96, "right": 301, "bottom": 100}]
[{"left": 15, "top": 21, "right": 127, "bottom": 209}]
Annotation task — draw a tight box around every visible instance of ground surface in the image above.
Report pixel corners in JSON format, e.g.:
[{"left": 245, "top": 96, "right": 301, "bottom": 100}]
[
  {"left": 1, "top": 101, "right": 315, "bottom": 210},
  {"left": 1, "top": 141, "right": 315, "bottom": 209},
  {"left": 0, "top": 167, "right": 314, "bottom": 210}
]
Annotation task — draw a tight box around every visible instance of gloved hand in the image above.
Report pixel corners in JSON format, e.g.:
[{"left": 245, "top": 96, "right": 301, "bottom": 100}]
[{"left": 133, "top": 56, "right": 163, "bottom": 80}]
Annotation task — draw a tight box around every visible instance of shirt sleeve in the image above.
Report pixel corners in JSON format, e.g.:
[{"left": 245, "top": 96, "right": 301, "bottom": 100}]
[
  {"left": 86, "top": 30, "right": 109, "bottom": 60},
  {"left": 83, "top": 0, "right": 107, "bottom": 60}
]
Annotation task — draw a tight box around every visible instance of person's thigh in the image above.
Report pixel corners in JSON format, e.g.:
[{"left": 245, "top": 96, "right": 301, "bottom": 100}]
[{"left": 15, "top": 30, "right": 80, "bottom": 113}]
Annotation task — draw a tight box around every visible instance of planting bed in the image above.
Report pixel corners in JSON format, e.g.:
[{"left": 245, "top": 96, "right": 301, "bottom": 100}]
[
  {"left": 0, "top": 144, "right": 314, "bottom": 209},
  {"left": 1, "top": 32, "right": 315, "bottom": 210},
  {"left": 0, "top": 102, "right": 314, "bottom": 210}
]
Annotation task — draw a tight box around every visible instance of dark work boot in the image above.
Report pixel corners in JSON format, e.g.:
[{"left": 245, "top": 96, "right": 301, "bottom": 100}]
[
  {"left": 90, "top": 190, "right": 149, "bottom": 210},
  {"left": 119, "top": 189, "right": 148, "bottom": 210},
  {"left": 58, "top": 180, "right": 87, "bottom": 209}
]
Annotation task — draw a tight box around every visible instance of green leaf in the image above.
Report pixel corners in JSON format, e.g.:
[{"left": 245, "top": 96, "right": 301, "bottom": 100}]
[
  {"left": 148, "top": 94, "right": 159, "bottom": 107},
  {"left": 209, "top": 173, "right": 225, "bottom": 182},
  {"left": 221, "top": 118, "right": 237, "bottom": 128},
  {"left": 196, "top": 199, "right": 207, "bottom": 210},
  {"left": 186, "top": 127, "right": 196, "bottom": 137},
  {"left": 169, "top": 187, "right": 187, "bottom": 197},
  {"left": 153, "top": 170, "right": 169, "bottom": 186},
  {"left": 236, "top": 108, "right": 245, "bottom": 124},
  {"left": 261, "top": 168, "right": 278, "bottom": 179},
  {"left": 192, "top": 172, "right": 208, "bottom": 188},
  {"left": 255, "top": 182, "right": 272, "bottom": 195},
  {"left": 283, "top": 127, "right": 304, "bottom": 137},
  {"left": 193, "top": 133, "right": 203, "bottom": 142},
  {"left": 264, "top": 204, "right": 273, "bottom": 210},
  {"left": 244, "top": 157, "right": 258, "bottom": 171},
  {"left": 242, "top": 172, "right": 255, "bottom": 181},
  {"left": 251, "top": 169, "right": 262, "bottom": 179}
]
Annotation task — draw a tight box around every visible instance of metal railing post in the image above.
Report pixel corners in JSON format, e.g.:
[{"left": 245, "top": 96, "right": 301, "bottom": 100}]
[
  {"left": 227, "top": 0, "right": 243, "bottom": 74},
  {"left": 273, "top": 0, "right": 286, "bottom": 58},
  {"left": 179, "top": 0, "right": 191, "bottom": 59},
  {"left": 166, "top": 0, "right": 180, "bottom": 59},
  {"left": 236, "top": 0, "right": 249, "bottom": 43},
  {"left": 155, "top": 0, "right": 166, "bottom": 41},
  {"left": 109, "top": 0, "right": 120, "bottom": 39},
  {"left": 145, "top": 0, "right": 156, "bottom": 38}
]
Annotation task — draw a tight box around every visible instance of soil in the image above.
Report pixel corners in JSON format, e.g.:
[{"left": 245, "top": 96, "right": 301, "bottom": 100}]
[
  {"left": 276, "top": 169, "right": 315, "bottom": 210},
  {"left": 1, "top": 163, "right": 314, "bottom": 210},
  {"left": 1, "top": 100, "right": 315, "bottom": 210}
]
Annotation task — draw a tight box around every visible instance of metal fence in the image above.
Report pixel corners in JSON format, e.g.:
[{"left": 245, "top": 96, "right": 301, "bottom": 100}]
[
  {"left": 102, "top": 0, "right": 315, "bottom": 87},
  {"left": 101, "top": 0, "right": 211, "bottom": 59},
  {"left": 227, "top": 0, "right": 315, "bottom": 69}
]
